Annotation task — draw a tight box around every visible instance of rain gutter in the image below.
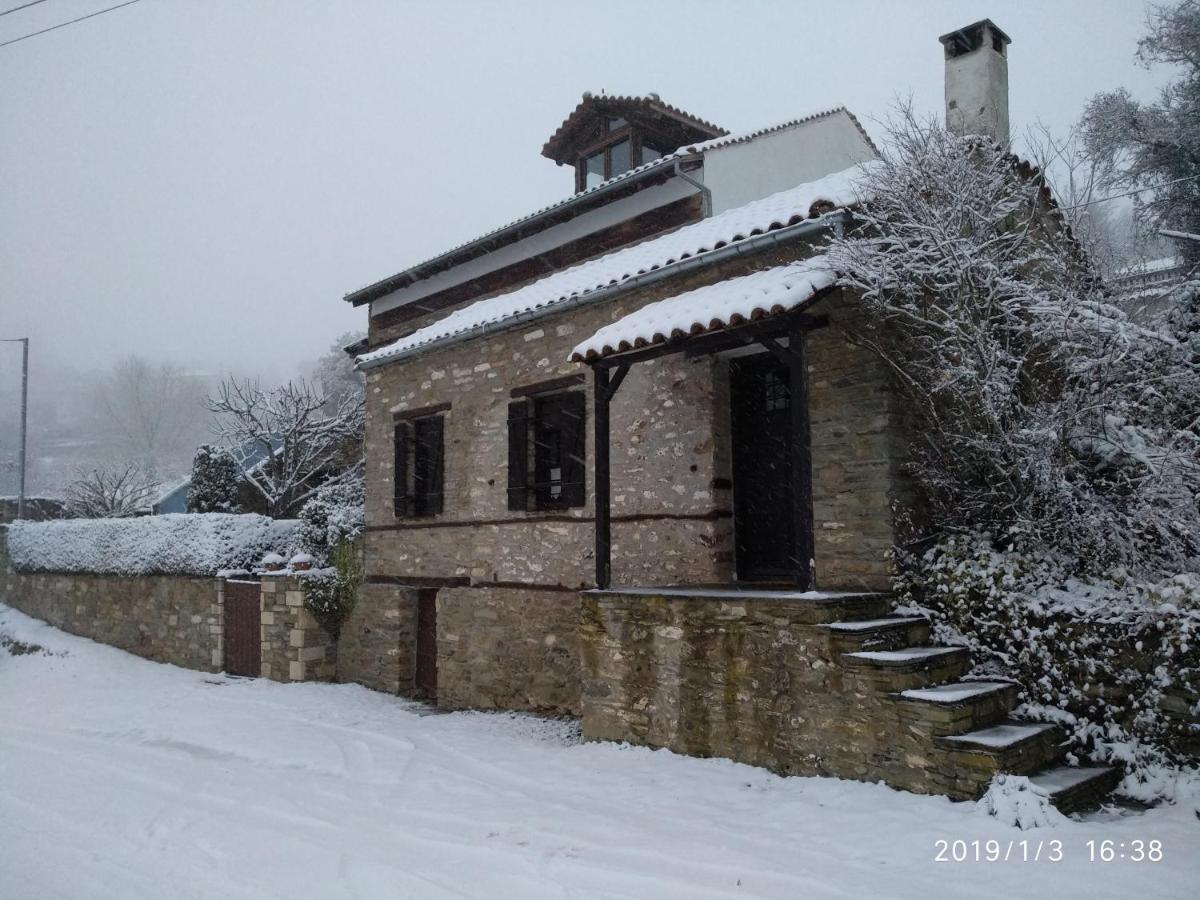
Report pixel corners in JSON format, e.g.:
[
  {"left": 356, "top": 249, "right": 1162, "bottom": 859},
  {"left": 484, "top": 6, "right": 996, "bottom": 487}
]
[{"left": 357, "top": 210, "right": 849, "bottom": 372}]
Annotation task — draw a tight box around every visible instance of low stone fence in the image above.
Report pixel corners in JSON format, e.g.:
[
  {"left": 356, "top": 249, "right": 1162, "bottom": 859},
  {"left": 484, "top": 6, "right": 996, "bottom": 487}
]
[
  {"left": 260, "top": 577, "right": 337, "bottom": 682},
  {"left": 0, "top": 528, "right": 222, "bottom": 671}
]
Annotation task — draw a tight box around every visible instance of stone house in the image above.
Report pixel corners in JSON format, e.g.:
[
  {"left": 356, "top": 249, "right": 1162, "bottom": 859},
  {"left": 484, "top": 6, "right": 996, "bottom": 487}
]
[{"left": 337, "top": 20, "right": 1121, "bottom": 808}]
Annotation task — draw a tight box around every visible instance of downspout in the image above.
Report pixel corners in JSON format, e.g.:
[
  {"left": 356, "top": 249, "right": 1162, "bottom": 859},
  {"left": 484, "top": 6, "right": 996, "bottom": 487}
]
[{"left": 673, "top": 159, "right": 711, "bottom": 218}]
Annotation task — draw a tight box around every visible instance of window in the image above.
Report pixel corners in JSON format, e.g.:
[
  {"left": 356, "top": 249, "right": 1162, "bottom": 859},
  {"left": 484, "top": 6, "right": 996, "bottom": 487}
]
[
  {"left": 584, "top": 151, "right": 605, "bottom": 189},
  {"left": 507, "top": 391, "right": 585, "bottom": 510},
  {"left": 394, "top": 414, "right": 444, "bottom": 518},
  {"left": 641, "top": 142, "right": 664, "bottom": 163},
  {"left": 609, "top": 139, "right": 630, "bottom": 177}
]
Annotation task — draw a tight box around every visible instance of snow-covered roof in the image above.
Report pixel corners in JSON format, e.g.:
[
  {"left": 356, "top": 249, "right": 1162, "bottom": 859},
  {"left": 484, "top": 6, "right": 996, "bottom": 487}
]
[
  {"left": 357, "top": 162, "right": 877, "bottom": 369},
  {"left": 1115, "top": 256, "right": 1183, "bottom": 276},
  {"left": 344, "top": 106, "right": 873, "bottom": 307},
  {"left": 569, "top": 257, "right": 836, "bottom": 363}
]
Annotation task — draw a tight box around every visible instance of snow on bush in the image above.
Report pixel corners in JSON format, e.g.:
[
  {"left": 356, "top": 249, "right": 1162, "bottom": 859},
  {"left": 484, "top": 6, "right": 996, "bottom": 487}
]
[
  {"left": 976, "top": 774, "right": 1067, "bottom": 830},
  {"left": 825, "top": 109, "right": 1200, "bottom": 573},
  {"left": 7, "top": 514, "right": 301, "bottom": 577},
  {"left": 294, "top": 471, "right": 364, "bottom": 633},
  {"left": 895, "top": 531, "right": 1200, "bottom": 799}
]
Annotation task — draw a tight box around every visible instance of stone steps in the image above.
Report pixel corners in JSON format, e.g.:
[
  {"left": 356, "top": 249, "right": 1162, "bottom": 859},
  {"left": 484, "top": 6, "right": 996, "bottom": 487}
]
[
  {"left": 824, "top": 616, "right": 932, "bottom": 653},
  {"left": 893, "top": 679, "right": 1019, "bottom": 736},
  {"left": 936, "top": 721, "right": 1067, "bottom": 786},
  {"left": 841, "top": 646, "right": 971, "bottom": 690},
  {"left": 1030, "top": 765, "right": 1123, "bottom": 814}
]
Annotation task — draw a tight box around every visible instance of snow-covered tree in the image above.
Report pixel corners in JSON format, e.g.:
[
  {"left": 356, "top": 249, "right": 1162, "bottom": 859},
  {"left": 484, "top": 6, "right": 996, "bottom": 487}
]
[
  {"left": 309, "top": 331, "right": 365, "bottom": 418},
  {"left": 64, "top": 462, "right": 158, "bottom": 518},
  {"left": 1080, "top": 0, "right": 1200, "bottom": 264},
  {"left": 297, "top": 466, "right": 364, "bottom": 560},
  {"left": 825, "top": 106, "right": 1200, "bottom": 573},
  {"left": 208, "top": 377, "right": 363, "bottom": 518},
  {"left": 186, "top": 444, "right": 242, "bottom": 513}
]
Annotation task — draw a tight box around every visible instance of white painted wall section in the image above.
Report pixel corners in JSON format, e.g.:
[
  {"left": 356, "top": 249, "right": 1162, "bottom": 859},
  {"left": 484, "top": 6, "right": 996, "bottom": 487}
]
[{"left": 703, "top": 112, "right": 877, "bottom": 215}]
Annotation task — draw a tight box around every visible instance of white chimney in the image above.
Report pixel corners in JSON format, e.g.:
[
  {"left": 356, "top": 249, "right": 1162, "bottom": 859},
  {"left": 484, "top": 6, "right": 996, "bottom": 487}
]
[{"left": 938, "top": 19, "right": 1012, "bottom": 143}]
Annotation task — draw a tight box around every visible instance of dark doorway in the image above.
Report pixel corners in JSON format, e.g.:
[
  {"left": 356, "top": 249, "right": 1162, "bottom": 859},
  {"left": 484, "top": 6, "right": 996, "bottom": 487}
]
[
  {"left": 415, "top": 588, "right": 438, "bottom": 699},
  {"left": 730, "top": 353, "right": 795, "bottom": 581},
  {"left": 223, "top": 579, "right": 261, "bottom": 677}
]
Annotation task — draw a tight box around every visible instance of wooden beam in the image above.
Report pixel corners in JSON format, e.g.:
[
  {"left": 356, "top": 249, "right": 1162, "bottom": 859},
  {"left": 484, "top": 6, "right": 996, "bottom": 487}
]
[
  {"left": 594, "top": 367, "right": 613, "bottom": 589},
  {"left": 788, "top": 324, "right": 816, "bottom": 591}
]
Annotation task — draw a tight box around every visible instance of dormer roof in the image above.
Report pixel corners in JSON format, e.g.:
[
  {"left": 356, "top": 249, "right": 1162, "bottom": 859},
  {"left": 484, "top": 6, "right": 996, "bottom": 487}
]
[{"left": 541, "top": 92, "right": 726, "bottom": 165}]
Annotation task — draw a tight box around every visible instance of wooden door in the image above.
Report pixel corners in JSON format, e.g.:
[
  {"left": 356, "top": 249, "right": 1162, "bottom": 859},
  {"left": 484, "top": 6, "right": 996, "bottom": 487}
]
[
  {"left": 223, "top": 580, "right": 261, "bottom": 677},
  {"left": 415, "top": 588, "right": 438, "bottom": 699},
  {"left": 730, "top": 353, "right": 796, "bottom": 581}
]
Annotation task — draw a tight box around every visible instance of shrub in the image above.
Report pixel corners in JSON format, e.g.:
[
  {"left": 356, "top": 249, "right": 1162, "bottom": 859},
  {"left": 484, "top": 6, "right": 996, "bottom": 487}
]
[
  {"left": 896, "top": 531, "right": 1200, "bottom": 799},
  {"left": 188, "top": 445, "right": 242, "bottom": 513},
  {"left": 7, "top": 513, "right": 301, "bottom": 577}
]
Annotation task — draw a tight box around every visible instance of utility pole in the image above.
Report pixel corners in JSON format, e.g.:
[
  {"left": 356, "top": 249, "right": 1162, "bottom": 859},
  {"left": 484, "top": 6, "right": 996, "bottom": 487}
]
[{"left": 2, "top": 338, "right": 28, "bottom": 520}]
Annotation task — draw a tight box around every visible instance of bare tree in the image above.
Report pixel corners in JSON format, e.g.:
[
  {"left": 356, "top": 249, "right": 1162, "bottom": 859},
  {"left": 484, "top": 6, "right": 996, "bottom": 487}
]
[
  {"left": 94, "top": 355, "right": 209, "bottom": 478},
  {"left": 208, "top": 378, "right": 363, "bottom": 517},
  {"left": 64, "top": 462, "right": 158, "bottom": 518}
]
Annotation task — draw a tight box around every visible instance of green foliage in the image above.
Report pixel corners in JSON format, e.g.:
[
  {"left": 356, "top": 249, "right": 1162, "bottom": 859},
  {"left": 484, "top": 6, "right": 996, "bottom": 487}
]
[
  {"left": 187, "top": 445, "right": 241, "bottom": 514},
  {"left": 301, "top": 539, "right": 363, "bottom": 635},
  {"left": 896, "top": 532, "right": 1200, "bottom": 795}
]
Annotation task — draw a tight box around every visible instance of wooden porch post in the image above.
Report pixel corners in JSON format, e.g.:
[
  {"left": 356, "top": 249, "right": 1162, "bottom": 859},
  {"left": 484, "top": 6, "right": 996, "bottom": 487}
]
[
  {"left": 593, "top": 366, "right": 612, "bottom": 589},
  {"left": 788, "top": 326, "right": 816, "bottom": 590}
]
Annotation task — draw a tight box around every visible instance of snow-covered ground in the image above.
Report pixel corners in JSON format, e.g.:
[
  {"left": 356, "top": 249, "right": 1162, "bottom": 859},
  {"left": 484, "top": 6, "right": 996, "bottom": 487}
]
[{"left": 1, "top": 603, "right": 1197, "bottom": 900}]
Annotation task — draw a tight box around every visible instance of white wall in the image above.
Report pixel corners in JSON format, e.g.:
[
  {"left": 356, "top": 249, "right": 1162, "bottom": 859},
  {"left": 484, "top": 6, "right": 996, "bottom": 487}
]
[{"left": 703, "top": 112, "right": 878, "bottom": 215}]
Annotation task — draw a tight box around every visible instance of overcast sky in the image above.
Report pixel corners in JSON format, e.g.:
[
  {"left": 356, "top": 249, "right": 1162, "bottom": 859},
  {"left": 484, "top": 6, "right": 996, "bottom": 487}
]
[{"left": 0, "top": 0, "right": 1174, "bottom": 389}]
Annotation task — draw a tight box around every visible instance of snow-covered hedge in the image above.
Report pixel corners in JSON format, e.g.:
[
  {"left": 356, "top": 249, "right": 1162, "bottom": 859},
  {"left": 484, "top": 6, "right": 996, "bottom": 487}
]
[
  {"left": 6, "top": 513, "right": 301, "bottom": 577},
  {"left": 896, "top": 532, "right": 1200, "bottom": 801}
]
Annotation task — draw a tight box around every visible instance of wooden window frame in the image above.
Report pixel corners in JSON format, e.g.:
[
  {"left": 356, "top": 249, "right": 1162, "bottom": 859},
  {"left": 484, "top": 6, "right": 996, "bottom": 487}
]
[
  {"left": 507, "top": 388, "right": 586, "bottom": 512},
  {"left": 575, "top": 125, "right": 646, "bottom": 192},
  {"left": 393, "top": 411, "right": 446, "bottom": 519}
]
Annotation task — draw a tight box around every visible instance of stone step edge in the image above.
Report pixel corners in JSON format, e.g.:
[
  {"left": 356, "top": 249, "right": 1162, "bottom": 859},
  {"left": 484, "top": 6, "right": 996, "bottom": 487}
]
[
  {"left": 1029, "top": 765, "right": 1121, "bottom": 810},
  {"left": 935, "top": 721, "right": 1062, "bottom": 753},
  {"left": 893, "top": 680, "right": 1020, "bottom": 706},
  {"left": 841, "top": 646, "right": 969, "bottom": 671},
  {"left": 823, "top": 616, "right": 930, "bottom": 633}
]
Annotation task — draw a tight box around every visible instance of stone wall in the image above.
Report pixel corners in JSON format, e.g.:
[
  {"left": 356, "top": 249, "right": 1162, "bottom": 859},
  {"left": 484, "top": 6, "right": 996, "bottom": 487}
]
[
  {"left": 580, "top": 589, "right": 1005, "bottom": 799},
  {"left": 361, "top": 238, "right": 909, "bottom": 714},
  {"left": 336, "top": 580, "right": 419, "bottom": 694},
  {"left": 1, "top": 529, "right": 221, "bottom": 671},
  {"left": 259, "top": 576, "right": 337, "bottom": 683},
  {"left": 437, "top": 586, "right": 581, "bottom": 714}
]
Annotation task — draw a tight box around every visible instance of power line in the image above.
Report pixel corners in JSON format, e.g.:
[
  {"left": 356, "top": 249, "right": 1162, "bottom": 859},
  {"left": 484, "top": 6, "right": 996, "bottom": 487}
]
[
  {"left": 1060, "top": 173, "right": 1200, "bottom": 211},
  {"left": 0, "top": 0, "right": 143, "bottom": 50},
  {"left": 0, "top": 1, "right": 52, "bottom": 18}
]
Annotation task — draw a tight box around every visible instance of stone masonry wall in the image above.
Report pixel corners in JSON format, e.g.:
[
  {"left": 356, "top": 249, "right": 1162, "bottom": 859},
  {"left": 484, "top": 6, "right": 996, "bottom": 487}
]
[
  {"left": 259, "top": 576, "right": 337, "bottom": 683},
  {"left": 581, "top": 590, "right": 989, "bottom": 799},
  {"left": 437, "top": 586, "right": 581, "bottom": 714},
  {"left": 336, "top": 581, "right": 419, "bottom": 694},
  {"left": 1, "top": 530, "right": 221, "bottom": 672},
  {"left": 360, "top": 239, "right": 909, "bottom": 714}
]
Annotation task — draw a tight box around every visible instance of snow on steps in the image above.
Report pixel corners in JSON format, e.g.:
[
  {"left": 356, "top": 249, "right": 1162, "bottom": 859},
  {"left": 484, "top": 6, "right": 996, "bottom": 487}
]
[
  {"left": 840, "top": 645, "right": 971, "bottom": 691},
  {"left": 936, "top": 721, "right": 1067, "bottom": 777},
  {"left": 823, "top": 616, "right": 931, "bottom": 652},
  {"left": 1029, "top": 765, "right": 1123, "bottom": 814},
  {"left": 893, "top": 680, "right": 1020, "bottom": 735}
]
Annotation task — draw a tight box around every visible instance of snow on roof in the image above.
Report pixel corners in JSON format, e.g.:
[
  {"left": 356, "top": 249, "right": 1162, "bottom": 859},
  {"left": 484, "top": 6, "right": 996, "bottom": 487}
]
[
  {"left": 344, "top": 107, "right": 873, "bottom": 306},
  {"left": 1114, "top": 256, "right": 1184, "bottom": 276},
  {"left": 568, "top": 257, "right": 836, "bottom": 363},
  {"left": 358, "top": 162, "right": 876, "bottom": 369}
]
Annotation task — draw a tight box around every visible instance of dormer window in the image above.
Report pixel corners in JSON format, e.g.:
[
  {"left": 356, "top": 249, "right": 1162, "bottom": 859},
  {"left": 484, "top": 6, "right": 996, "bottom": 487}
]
[{"left": 542, "top": 94, "right": 727, "bottom": 194}]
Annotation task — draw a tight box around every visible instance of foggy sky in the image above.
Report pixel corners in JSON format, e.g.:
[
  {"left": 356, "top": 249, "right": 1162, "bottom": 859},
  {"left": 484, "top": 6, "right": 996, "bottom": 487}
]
[{"left": 0, "top": 0, "right": 1174, "bottom": 390}]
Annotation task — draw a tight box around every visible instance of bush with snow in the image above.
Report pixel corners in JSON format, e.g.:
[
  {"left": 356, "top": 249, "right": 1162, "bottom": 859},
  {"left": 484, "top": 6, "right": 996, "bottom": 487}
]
[
  {"left": 7, "top": 514, "right": 301, "bottom": 577},
  {"left": 296, "top": 469, "right": 364, "bottom": 562},
  {"left": 895, "top": 531, "right": 1200, "bottom": 798},
  {"left": 976, "top": 774, "right": 1068, "bottom": 830},
  {"left": 187, "top": 445, "right": 242, "bottom": 514}
]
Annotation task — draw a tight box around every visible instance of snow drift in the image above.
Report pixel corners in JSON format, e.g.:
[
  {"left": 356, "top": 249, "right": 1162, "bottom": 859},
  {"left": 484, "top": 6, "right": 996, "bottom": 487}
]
[{"left": 5, "top": 514, "right": 301, "bottom": 577}]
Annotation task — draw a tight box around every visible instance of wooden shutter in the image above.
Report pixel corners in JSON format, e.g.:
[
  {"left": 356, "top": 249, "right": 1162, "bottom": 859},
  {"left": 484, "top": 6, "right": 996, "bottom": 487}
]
[
  {"left": 393, "top": 421, "right": 411, "bottom": 518},
  {"left": 422, "top": 415, "right": 445, "bottom": 516},
  {"left": 561, "top": 390, "right": 586, "bottom": 507},
  {"left": 507, "top": 399, "right": 530, "bottom": 511}
]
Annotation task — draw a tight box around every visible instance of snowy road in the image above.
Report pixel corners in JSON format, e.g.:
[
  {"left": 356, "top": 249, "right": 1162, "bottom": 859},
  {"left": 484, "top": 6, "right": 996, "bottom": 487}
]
[{"left": 1, "top": 603, "right": 1197, "bottom": 900}]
